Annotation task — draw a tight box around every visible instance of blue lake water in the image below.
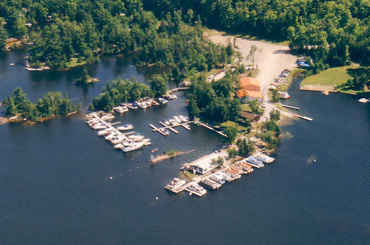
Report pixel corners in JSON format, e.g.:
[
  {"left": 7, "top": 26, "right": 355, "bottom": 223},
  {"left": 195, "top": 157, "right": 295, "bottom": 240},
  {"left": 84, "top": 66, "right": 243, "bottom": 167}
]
[{"left": 0, "top": 50, "right": 369, "bottom": 244}]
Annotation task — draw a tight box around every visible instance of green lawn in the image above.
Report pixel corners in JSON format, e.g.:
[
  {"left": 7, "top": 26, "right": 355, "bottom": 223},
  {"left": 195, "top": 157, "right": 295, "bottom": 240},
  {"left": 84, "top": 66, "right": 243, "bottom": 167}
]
[
  {"left": 221, "top": 120, "right": 248, "bottom": 131},
  {"left": 66, "top": 58, "right": 87, "bottom": 68},
  {"left": 301, "top": 66, "right": 352, "bottom": 88}
]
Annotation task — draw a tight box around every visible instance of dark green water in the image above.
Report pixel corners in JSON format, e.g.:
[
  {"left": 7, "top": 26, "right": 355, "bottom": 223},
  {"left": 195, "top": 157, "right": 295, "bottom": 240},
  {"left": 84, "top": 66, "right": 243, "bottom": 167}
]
[{"left": 0, "top": 50, "right": 369, "bottom": 244}]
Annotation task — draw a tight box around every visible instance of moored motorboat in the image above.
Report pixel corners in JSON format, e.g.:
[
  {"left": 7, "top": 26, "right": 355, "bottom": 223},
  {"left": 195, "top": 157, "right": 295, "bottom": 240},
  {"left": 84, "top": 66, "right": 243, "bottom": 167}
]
[
  {"left": 173, "top": 116, "right": 182, "bottom": 123},
  {"left": 117, "top": 124, "right": 134, "bottom": 131},
  {"left": 185, "top": 182, "right": 207, "bottom": 196},
  {"left": 122, "top": 142, "right": 144, "bottom": 152},
  {"left": 359, "top": 98, "right": 369, "bottom": 104},
  {"left": 101, "top": 113, "right": 115, "bottom": 121},
  {"left": 113, "top": 106, "right": 129, "bottom": 114},
  {"left": 98, "top": 128, "right": 114, "bottom": 136}
]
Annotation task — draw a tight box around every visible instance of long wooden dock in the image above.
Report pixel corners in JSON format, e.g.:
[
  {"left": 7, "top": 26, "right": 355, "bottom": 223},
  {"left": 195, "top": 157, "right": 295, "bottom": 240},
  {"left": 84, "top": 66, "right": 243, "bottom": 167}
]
[
  {"left": 149, "top": 124, "right": 169, "bottom": 136},
  {"left": 294, "top": 114, "right": 313, "bottom": 121},
  {"left": 281, "top": 104, "right": 300, "bottom": 110},
  {"left": 199, "top": 123, "right": 228, "bottom": 138}
]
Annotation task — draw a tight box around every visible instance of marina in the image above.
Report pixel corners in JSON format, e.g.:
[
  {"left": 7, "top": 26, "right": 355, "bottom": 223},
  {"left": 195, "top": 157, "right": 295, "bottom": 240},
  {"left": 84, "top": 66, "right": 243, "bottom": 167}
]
[{"left": 85, "top": 112, "right": 150, "bottom": 152}]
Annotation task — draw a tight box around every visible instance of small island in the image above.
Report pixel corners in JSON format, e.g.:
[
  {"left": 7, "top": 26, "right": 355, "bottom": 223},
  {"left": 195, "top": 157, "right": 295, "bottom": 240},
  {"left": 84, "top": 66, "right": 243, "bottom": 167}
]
[
  {"left": 2, "top": 88, "right": 80, "bottom": 123},
  {"left": 75, "top": 68, "right": 99, "bottom": 86},
  {"left": 150, "top": 149, "right": 196, "bottom": 164}
]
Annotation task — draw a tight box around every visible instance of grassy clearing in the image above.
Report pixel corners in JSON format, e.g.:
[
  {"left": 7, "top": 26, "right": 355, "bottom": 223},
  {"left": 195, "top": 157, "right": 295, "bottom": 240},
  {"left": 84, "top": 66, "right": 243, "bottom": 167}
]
[
  {"left": 66, "top": 58, "right": 87, "bottom": 68},
  {"left": 241, "top": 104, "right": 251, "bottom": 111},
  {"left": 301, "top": 66, "right": 352, "bottom": 88},
  {"left": 221, "top": 120, "right": 248, "bottom": 131}
]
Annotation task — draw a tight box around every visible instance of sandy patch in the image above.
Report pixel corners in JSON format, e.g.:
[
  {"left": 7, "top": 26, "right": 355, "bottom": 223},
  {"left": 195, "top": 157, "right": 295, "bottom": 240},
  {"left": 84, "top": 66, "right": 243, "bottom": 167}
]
[{"left": 207, "top": 30, "right": 298, "bottom": 121}]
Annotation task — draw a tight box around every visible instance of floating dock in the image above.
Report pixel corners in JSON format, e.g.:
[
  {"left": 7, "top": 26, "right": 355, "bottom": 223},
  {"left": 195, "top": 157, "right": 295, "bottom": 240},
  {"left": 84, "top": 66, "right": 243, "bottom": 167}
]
[
  {"left": 281, "top": 104, "right": 300, "bottom": 110},
  {"left": 199, "top": 123, "right": 228, "bottom": 138},
  {"left": 149, "top": 120, "right": 193, "bottom": 136},
  {"left": 294, "top": 114, "right": 313, "bottom": 121}
]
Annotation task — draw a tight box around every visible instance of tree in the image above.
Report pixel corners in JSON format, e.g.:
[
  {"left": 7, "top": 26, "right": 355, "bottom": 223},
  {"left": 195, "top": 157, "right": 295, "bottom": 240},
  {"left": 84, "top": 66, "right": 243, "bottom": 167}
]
[
  {"left": 271, "top": 89, "right": 280, "bottom": 102},
  {"left": 227, "top": 147, "right": 237, "bottom": 159},
  {"left": 216, "top": 156, "right": 224, "bottom": 165},
  {"left": 5, "top": 97, "right": 17, "bottom": 117},
  {"left": 226, "top": 40, "right": 234, "bottom": 57},
  {"left": 270, "top": 109, "right": 281, "bottom": 121},
  {"left": 249, "top": 45, "right": 257, "bottom": 67},
  {"left": 149, "top": 75, "right": 167, "bottom": 98},
  {"left": 224, "top": 126, "right": 238, "bottom": 142}
]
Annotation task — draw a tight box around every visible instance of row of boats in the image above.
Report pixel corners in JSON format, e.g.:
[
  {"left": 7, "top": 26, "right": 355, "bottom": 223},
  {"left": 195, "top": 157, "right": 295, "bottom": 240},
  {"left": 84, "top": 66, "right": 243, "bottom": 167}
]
[
  {"left": 85, "top": 112, "right": 150, "bottom": 152},
  {"left": 112, "top": 95, "right": 177, "bottom": 114},
  {"left": 165, "top": 152, "right": 275, "bottom": 197}
]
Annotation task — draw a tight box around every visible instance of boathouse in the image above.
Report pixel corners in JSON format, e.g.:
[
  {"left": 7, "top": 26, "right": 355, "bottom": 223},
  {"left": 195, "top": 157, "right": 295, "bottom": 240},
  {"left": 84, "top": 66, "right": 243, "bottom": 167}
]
[{"left": 236, "top": 77, "right": 263, "bottom": 101}]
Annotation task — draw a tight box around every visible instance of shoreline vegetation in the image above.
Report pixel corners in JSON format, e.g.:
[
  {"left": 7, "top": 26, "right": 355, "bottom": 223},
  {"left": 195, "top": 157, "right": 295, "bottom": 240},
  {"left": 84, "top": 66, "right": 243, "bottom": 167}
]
[{"left": 149, "top": 149, "right": 196, "bottom": 164}]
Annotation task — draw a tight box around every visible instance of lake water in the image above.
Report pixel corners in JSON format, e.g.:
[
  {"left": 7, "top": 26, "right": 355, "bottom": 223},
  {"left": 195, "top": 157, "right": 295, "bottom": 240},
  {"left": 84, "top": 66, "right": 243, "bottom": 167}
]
[{"left": 0, "top": 50, "right": 369, "bottom": 244}]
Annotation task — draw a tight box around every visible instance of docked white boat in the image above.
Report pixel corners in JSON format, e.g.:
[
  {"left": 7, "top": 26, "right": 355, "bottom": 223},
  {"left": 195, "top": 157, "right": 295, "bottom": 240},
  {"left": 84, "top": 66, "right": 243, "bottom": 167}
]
[
  {"left": 128, "top": 134, "right": 145, "bottom": 142},
  {"left": 185, "top": 182, "right": 207, "bottom": 197},
  {"left": 117, "top": 124, "right": 134, "bottom": 131},
  {"left": 92, "top": 123, "right": 107, "bottom": 130},
  {"left": 126, "top": 103, "right": 138, "bottom": 110},
  {"left": 101, "top": 114, "right": 115, "bottom": 121},
  {"left": 113, "top": 106, "right": 129, "bottom": 114},
  {"left": 142, "top": 138, "right": 151, "bottom": 146},
  {"left": 178, "top": 115, "right": 189, "bottom": 123},
  {"left": 98, "top": 128, "right": 114, "bottom": 136},
  {"left": 165, "top": 178, "right": 186, "bottom": 193},
  {"left": 136, "top": 102, "right": 148, "bottom": 109},
  {"left": 359, "top": 98, "right": 369, "bottom": 104},
  {"left": 105, "top": 133, "right": 120, "bottom": 140},
  {"left": 122, "top": 142, "right": 144, "bottom": 152},
  {"left": 169, "top": 119, "right": 179, "bottom": 126},
  {"left": 110, "top": 137, "right": 125, "bottom": 145},
  {"left": 167, "top": 94, "right": 177, "bottom": 100},
  {"left": 173, "top": 116, "right": 182, "bottom": 123}
]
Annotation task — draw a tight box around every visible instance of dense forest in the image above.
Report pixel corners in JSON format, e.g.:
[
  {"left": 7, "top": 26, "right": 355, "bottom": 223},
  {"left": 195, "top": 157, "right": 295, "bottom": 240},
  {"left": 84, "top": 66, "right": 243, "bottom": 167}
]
[
  {"left": 2, "top": 88, "right": 80, "bottom": 122},
  {"left": 0, "top": 0, "right": 230, "bottom": 78},
  {"left": 187, "top": 73, "right": 241, "bottom": 123},
  {"left": 143, "top": 0, "right": 370, "bottom": 68}
]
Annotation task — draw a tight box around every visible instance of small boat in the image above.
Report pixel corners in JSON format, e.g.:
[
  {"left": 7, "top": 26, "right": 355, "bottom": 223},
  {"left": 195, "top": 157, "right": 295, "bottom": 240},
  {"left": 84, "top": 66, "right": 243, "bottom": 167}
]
[
  {"left": 152, "top": 100, "right": 160, "bottom": 106},
  {"left": 167, "top": 94, "right": 177, "bottom": 100},
  {"left": 169, "top": 119, "right": 179, "bottom": 126},
  {"left": 110, "top": 137, "right": 125, "bottom": 145},
  {"left": 117, "top": 124, "right": 134, "bottom": 131},
  {"left": 92, "top": 123, "right": 107, "bottom": 130},
  {"left": 136, "top": 101, "right": 148, "bottom": 109},
  {"left": 10, "top": 63, "right": 15, "bottom": 66},
  {"left": 173, "top": 116, "right": 182, "bottom": 123},
  {"left": 98, "top": 128, "right": 114, "bottom": 136},
  {"left": 101, "top": 114, "right": 115, "bottom": 121},
  {"left": 126, "top": 103, "right": 138, "bottom": 110},
  {"left": 105, "top": 133, "right": 120, "bottom": 140},
  {"left": 178, "top": 115, "right": 189, "bottom": 123},
  {"left": 142, "top": 138, "right": 151, "bottom": 146},
  {"left": 151, "top": 148, "right": 158, "bottom": 153},
  {"left": 158, "top": 98, "right": 168, "bottom": 104},
  {"left": 359, "top": 98, "right": 369, "bottom": 104},
  {"left": 128, "top": 134, "right": 145, "bottom": 142}
]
